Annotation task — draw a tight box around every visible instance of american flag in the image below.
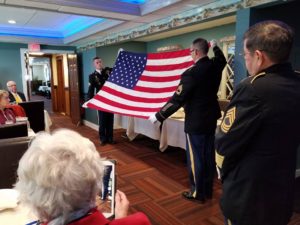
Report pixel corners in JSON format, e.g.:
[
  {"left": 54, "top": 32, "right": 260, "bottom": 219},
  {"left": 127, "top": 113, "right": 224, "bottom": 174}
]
[{"left": 84, "top": 49, "right": 194, "bottom": 118}]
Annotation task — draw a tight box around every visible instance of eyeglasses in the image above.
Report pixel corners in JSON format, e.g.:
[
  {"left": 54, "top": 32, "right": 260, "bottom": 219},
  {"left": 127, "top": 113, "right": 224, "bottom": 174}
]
[
  {"left": 239, "top": 49, "right": 267, "bottom": 57},
  {"left": 239, "top": 51, "right": 252, "bottom": 57}
]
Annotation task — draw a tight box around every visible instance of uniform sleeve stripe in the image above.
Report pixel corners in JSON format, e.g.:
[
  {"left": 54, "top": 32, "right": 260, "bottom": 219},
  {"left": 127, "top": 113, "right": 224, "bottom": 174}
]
[{"left": 215, "top": 151, "right": 225, "bottom": 168}]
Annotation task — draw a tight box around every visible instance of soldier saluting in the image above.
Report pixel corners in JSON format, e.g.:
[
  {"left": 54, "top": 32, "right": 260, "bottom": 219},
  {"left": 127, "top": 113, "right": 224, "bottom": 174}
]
[{"left": 150, "top": 38, "right": 227, "bottom": 203}]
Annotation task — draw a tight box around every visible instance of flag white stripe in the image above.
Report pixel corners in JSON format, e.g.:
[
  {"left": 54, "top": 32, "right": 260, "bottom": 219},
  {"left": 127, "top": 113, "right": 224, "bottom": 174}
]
[
  {"left": 147, "top": 56, "right": 193, "bottom": 66},
  {"left": 105, "top": 82, "right": 176, "bottom": 98},
  {"left": 136, "top": 80, "right": 180, "bottom": 88},
  {"left": 98, "top": 91, "right": 166, "bottom": 108},
  {"left": 142, "top": 68, "right": 188, "bottom": 77},
  {"left": 89, "top": 99, "right": 156, "bottom": 117}
]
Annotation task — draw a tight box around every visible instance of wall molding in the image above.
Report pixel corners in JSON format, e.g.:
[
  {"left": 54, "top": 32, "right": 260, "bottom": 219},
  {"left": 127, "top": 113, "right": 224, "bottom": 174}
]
[{"left": 77, "top": 0, "right": 278, "bottom": 52}]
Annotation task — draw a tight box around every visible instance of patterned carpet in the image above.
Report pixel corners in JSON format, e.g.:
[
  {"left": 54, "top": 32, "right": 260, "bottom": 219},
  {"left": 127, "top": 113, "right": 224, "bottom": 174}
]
[{"left": 50, "top": 113, "right": 300, "bottom": 225}]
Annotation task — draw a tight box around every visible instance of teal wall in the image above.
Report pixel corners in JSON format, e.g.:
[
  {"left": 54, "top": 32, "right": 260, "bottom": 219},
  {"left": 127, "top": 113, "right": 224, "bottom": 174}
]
[
  {"left": 234, "top": 0, "right": 300, "bottom": 85},
  {"left": 0, "top": 43, "right": 27, "bottom": 90},
  {"left": 147, "top": 23, "right": 236, "bottom": 53},
  {"left": 96, "top": 41, "right": 147, "bottom": 67},
  {"left": 80, "top": 41, "right": 147, "bottom": 124},
  {"left": 79, "top": 48, "right": 98, "bottom": 124},
  {"left": 0, "top": 42, "right": 76, "bottom": 92}
]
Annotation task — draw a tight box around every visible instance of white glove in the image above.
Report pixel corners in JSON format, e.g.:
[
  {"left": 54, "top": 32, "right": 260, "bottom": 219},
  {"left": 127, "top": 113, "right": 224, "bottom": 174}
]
[
  {"left": 216, "top": 166, "right": 221, "bottom": 180},
  {"left": 209, "top": 39, "right": 217, "bottom": 48},
  {"left": 149, "top": 114, "right": 158, "bottom": 124}
]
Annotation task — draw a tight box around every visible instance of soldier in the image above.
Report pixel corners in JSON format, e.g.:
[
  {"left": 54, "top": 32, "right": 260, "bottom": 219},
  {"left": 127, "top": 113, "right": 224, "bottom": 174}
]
[
  {"left": 88, "top": 57, "right": 115, "bottom": 146},
  {"left": 150, "top": 38, "right": 226, "bottom": 203},
  {"left": 215, "top": 20, "right": 300, "bottom": 225}
]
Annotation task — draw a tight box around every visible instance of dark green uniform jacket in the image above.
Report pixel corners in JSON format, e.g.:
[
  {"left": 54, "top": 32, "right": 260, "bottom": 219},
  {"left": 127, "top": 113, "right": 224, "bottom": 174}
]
[{"left": 215, "top": 63, "right": 300, "bottom": 225}]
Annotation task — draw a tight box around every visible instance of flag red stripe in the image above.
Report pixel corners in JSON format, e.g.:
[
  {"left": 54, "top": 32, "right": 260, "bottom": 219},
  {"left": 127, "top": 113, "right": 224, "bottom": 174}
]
[
  {"left": 144, "top": 61, "right": 194, "bottom": 71},
  {"left": 87, "top": 102, "right": 149, "bottom": 119},
  {"left": 100, "top": 86, "right": 171, "bottom": 103},
  {"left": 134, "top": 85, "right": 177, "bottom": 93},
  {"left": 147, "top": 49, "right": 190, "bottom": 60},
  {"left": 139, "top": 75, "right": 181, "bottom": 82},
  {"left": 94, "top": 96, "right": 160, "bottom": 112}
]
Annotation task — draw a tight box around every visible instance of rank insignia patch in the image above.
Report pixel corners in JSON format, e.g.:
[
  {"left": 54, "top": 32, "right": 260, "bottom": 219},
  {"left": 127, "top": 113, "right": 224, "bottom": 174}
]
[
  {"left": 176, "top": 85, "right": 183, "bottom": 95},
  {"left": 221, "top": 107, "right": 236, "bottom": 133}
]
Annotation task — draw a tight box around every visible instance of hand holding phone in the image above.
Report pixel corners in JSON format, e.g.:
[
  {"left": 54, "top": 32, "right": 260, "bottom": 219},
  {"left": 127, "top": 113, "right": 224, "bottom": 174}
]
[
  {"left": 99, "top": 160, "right": 116, "bottom": 218},
  {"left": 115, "top": 190, "right": 129, "bottom": 219}
]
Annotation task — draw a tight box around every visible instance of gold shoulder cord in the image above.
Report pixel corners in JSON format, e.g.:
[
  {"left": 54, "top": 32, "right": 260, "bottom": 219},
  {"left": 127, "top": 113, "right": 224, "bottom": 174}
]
[{"left": 250, "top": 72, "right": 266, "bottom": 84}]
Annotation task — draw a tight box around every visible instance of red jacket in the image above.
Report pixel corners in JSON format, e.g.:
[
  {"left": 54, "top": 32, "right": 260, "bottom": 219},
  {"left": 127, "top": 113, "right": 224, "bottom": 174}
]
[
  {"left": 43, "top": 209, "right": 151, "bottom": 225},
  {"left": 0, "top": 108, "right": 16, "bottom": 124}
]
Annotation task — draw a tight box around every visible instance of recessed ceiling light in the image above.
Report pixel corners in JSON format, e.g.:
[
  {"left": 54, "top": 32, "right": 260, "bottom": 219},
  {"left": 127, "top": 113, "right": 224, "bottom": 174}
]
[{"left": 8, "top": 20, "right": 16, "bottom": 24}]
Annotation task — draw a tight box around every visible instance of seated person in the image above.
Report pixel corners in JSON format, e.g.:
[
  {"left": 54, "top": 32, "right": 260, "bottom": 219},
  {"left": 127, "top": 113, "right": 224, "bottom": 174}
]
[
  {"left": 0, "top": 90, "right": 16, "bottom": 125},
  {"left": 15, "top": 129, "right": 151, "bottom": 225},
  {"left": 6, "top": 104, "right": 26, "bottom": 117},
  {"left": 6, "top": 80, "right": 26, "bottom": 103}
]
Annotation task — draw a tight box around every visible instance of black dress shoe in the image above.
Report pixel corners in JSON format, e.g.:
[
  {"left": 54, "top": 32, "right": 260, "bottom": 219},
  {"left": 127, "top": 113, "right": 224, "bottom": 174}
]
[{"left": 182, "top": 191, "right": 205, "bottom": 203}]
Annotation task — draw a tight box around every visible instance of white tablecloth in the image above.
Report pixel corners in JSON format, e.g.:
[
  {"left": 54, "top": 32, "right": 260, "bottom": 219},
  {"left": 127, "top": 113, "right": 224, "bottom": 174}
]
[
  {"left": 160, "top": 118, "right": 186, "bottom": 151},
  {"left": 38, "top": 86, "right": 51, "bottom": 92},
  {"left": 114, "top": 115, "right": 222, "bottom": 152},
  {"left": 44, "top": 110, "right": 52, "bottom": 132},
  {"left": 114, "top": 115, "right": 185, "bottom": 152}
]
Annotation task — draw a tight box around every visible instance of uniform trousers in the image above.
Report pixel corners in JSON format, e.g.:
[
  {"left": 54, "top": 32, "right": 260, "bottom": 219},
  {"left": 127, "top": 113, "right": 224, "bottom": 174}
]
[
  {"left": 98, "top": 110, "right": 114, "bottom": 143},
  {"left": 185, "top": 133, "right": 215, "bottom": 200}
]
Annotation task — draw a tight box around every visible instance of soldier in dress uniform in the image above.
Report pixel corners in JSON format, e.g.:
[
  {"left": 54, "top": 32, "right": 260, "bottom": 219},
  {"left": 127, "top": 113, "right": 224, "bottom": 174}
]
[
  {"left": 215, "top": 20, "right": 300, "bottom": 225},
  {"left": 88, "top": 57, "right": 115, "bottom": 146},
  {"left": 150, "top": 38, "right": 227, "bottom": 203}
]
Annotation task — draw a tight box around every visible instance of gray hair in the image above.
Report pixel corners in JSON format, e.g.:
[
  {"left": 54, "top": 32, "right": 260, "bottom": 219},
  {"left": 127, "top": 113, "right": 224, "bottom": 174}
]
[
  {"left": 6, "top": 80, "right": 16, "bottom": 87},
  {"left": 15, "top": 129, "right": 104, "bottom": 223}
]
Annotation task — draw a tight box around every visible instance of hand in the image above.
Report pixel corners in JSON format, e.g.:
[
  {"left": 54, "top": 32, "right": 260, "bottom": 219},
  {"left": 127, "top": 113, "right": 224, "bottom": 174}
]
[
  {"left": 209, "top": 39, "right": 217, "bottom": 48},
  {"left": 148, "top": 113, "right": 158, "bottom": 124},
  {"left": 115, "top": 190, "right": 129, "bottom": 219}
]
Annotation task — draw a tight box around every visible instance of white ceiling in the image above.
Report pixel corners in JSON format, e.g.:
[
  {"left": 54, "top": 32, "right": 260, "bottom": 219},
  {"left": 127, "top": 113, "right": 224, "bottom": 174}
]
[{"left": 0, "top": 0, "right": 223, "bottom": 46}]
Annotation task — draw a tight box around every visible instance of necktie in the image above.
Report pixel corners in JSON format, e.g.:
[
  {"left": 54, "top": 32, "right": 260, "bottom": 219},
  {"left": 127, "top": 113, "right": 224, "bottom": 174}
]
[{"left": 13, "top": 93, "right": 22, "bottom": 103}]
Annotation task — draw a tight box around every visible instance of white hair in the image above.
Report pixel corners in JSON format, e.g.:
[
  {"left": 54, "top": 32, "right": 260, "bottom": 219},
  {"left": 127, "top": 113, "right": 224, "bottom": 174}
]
[
  {"left": 6, "top": 80, "right": 16, "bottom": 87},
  {"left": 15, "top": 129, "right": 104, "bottom": 223}
]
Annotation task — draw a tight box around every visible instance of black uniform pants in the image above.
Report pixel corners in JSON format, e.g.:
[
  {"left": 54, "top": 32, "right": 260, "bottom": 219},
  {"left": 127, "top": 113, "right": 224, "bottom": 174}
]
[
  {"left": 186, "top": 133, "right": 215, "bottom": 200},
  {"left": 98, "top": 110, "right": 114, "bottom": 143}
]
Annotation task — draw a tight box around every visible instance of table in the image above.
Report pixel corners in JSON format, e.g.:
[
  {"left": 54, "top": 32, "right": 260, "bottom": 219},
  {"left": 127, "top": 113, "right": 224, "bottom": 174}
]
[
  {"left": 0, "top": 204, "right": 36, "bottom": 225},
  {"left": 114, "top": 115, "right": 222, "bottom": 152},
  {"left": 38, "top": 86, "right": 51, "bottom": 93},
  {"left": 160, "top": 118, "right": 186, "bottom": 151}
]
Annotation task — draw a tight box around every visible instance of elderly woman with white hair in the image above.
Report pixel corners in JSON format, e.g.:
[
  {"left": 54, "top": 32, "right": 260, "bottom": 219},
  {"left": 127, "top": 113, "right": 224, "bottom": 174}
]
[{"left": 15, "top": 129, "right": 151, "bottom": 225}]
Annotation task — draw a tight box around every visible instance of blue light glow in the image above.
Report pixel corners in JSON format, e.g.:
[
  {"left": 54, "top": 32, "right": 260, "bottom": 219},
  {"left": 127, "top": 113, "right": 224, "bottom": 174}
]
[
  {"left": 118, "top": 0, "right": 146, "bottom": 4},
  {"left": 59, "top": 17, "right": 104, "bottom": 37},
  {"left": 0, "top": 15, "right": 104, "bottom": 39}
]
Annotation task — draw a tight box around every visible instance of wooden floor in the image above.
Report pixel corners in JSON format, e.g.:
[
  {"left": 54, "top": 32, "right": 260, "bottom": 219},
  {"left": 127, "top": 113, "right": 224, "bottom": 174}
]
[{"left": 50, "top": 113, "right": 300, "bottom": 225}]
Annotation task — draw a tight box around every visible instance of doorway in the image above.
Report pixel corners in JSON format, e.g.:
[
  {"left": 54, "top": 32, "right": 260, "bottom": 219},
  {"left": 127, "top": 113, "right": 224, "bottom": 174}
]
[
  {"left": 21, "top": 49, "right": 81, "bottom": 125},
  {"left": 55, "top": 55, "right": 66, "bottom": 114},
  {"left": 28, "top": 55, "right": 52, "bottom": 112}
]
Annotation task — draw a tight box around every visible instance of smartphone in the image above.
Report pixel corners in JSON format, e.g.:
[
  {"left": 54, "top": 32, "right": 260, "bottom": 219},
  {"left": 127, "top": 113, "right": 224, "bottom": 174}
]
[{"left": 99, "top": 160, "right": 116, "bottom": 218}]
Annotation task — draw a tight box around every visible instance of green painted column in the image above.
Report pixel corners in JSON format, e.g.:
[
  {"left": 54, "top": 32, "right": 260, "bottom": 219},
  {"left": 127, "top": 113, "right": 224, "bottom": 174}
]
[{"left": 233, "top": 8, "right": 252, "bottom": 86}]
